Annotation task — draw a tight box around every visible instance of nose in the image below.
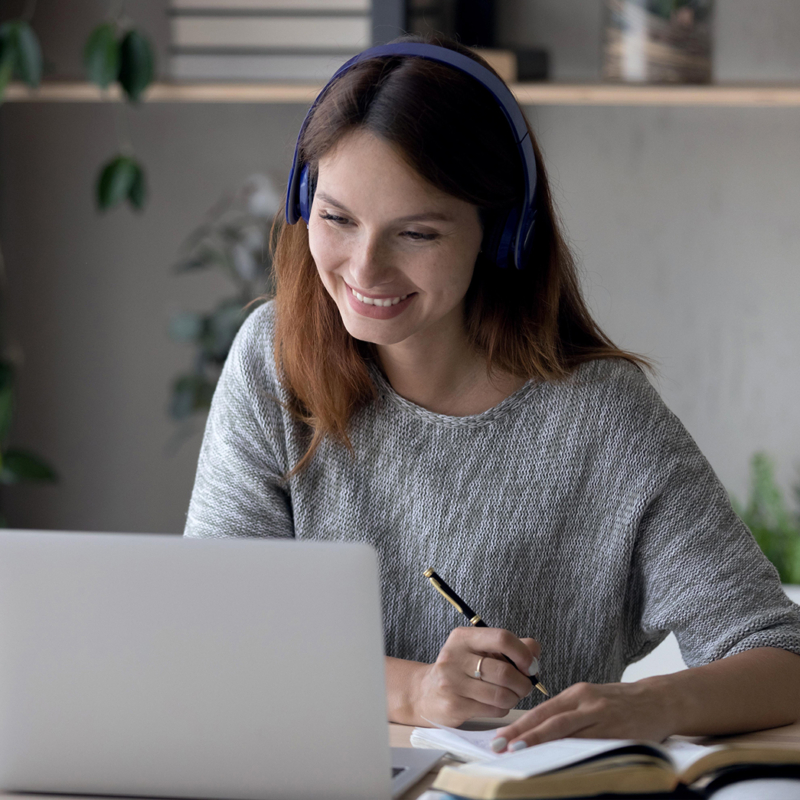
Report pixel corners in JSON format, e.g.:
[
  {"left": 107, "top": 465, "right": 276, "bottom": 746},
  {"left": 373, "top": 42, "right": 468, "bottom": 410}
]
[{"left": 348, "top": 230, "right": 395, "bottom": 290}]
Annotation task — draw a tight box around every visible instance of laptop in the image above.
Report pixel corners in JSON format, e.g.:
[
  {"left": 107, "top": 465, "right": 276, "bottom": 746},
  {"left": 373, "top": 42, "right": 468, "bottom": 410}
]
[{"left": 0, "top": 530, "right": 444, "bottom": 800}]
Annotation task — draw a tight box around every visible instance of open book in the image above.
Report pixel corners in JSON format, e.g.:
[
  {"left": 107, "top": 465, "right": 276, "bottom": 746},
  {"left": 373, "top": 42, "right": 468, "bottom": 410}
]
[
  {"left": 410, "top": 720, "right": 505, "bottom": 762},
  {"left": 413, "top": 724, "right": 800, "bottom": 798}
]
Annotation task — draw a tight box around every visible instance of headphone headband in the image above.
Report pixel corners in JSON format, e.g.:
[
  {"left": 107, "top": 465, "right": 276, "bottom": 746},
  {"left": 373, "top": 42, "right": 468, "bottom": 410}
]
[{"left": 285, "top": 42, "right": 537, "bottom": 269}]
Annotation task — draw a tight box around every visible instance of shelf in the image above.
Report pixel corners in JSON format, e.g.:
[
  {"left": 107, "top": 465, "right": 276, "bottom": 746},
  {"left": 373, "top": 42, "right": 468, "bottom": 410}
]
[
  {"left": 5, "top": 81, "right": 800, "bottom": 106},
  {"left": 2, "top": 82, "right": 321, "bottom": 104}
]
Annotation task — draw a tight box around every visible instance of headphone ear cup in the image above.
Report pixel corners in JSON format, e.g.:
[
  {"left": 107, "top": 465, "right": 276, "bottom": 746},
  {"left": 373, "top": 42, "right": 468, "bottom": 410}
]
[
  {"left": 482, "top": 207, "right": 519, "bottom": 269},
  {"left": 298, "top": 163, "right": 317, "bottom": 224}
]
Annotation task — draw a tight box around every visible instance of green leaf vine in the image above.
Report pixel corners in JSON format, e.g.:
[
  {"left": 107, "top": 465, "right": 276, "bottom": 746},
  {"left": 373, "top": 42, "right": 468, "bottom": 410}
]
[{"left": 0, "top": 0, "right": 157, "bottom": 524}]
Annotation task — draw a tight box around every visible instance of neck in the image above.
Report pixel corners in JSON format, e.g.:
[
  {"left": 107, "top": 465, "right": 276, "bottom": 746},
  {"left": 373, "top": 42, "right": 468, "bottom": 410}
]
[{"left": 376, "top": 321, "right": 526, "bottom": 417}]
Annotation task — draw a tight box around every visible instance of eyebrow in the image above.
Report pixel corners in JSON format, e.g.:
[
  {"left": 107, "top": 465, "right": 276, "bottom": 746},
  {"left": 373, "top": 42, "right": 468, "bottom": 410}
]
[{"left": 315, "top": 191, "right": 455, "bottom": 223}]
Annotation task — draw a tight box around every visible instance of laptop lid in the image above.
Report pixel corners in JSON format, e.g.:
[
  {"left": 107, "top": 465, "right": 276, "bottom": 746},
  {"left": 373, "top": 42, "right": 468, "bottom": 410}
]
[{"left": 0, "top": 531, "right": 393, "bottom": 800}]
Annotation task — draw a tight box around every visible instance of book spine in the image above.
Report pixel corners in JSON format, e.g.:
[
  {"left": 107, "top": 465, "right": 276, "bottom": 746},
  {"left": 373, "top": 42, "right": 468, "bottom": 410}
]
[
  {"left": 170, "top": 16, "right": 372, "bottom": 49},
  {"left": 168, "top": 1, "right": 374, "bottom": 80},
  {"left": 170, "top": 0, "right": 370, "bottom": 9}
]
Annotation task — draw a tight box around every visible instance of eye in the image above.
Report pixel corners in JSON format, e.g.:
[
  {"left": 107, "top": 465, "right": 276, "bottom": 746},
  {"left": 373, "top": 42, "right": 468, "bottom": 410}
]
[
  {"left": 402, "top": 231, "right": 438, "bottom": 242},
  {"left": 318, "top": 212, "right": 438, "bottom": 242},
  {"left": 319, "top": 211, "right": 349, "bottom": 225}
]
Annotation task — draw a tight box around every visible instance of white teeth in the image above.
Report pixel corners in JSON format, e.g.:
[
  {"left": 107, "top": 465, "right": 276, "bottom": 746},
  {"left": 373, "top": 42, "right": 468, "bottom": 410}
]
[{"left": 351, "top": 288, "right": 409, "bottom": 307}]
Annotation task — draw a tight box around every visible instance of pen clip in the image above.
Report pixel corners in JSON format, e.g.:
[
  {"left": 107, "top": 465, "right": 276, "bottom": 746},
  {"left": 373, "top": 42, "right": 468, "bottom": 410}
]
[{"left": 427, "top": 577, "right": 463, "bottom": 614}]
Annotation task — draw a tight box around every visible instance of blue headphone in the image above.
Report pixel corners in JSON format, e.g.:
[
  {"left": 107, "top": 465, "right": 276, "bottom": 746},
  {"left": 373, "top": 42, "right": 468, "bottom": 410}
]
[{"left": 285, "top": 42, "right": 537, "bottom": 270}]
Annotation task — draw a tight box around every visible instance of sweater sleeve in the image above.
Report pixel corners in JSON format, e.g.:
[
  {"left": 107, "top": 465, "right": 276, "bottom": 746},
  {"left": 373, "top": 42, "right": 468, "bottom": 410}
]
[
  {"left": 183, "top": 305, "right": 294, "bottom": 540},
  {"left": 624, "top": 410, "right": 800, "bottom": 669}
]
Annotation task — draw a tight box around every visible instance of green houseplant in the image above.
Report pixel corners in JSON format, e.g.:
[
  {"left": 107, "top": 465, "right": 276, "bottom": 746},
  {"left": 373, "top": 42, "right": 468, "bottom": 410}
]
[
  {"left": 731, "top": 452, "right": 800, "bottom": 585},
  {"left": 168, "top": 174, "right": 280, "bottom": 431}
]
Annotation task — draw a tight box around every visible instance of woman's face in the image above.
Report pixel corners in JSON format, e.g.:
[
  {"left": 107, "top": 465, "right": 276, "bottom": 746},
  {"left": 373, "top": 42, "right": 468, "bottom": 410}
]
[{"left": 307, "top": 129, "right": 483, "bottom": 349}]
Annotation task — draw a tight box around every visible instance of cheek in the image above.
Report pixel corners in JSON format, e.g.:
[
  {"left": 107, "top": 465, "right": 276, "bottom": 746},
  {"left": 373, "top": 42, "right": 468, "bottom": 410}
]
[
  {"left": 309, "top": 225, "right": 347, "bottom": 275},
  {"left": 433, "top": 252, "right": 478, "bottom": 299}
]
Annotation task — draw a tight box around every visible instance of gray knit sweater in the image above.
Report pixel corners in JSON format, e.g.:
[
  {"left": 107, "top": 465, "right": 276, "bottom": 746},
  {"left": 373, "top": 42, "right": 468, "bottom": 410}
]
[{"left": 184, "top": 301, "right": 800, "bottom": 708}]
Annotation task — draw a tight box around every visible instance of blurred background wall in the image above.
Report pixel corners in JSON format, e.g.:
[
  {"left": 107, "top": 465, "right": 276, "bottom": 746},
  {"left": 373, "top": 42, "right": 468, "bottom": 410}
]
[{"left": 1, "top": 0, "right": 798, "bottom": 533}]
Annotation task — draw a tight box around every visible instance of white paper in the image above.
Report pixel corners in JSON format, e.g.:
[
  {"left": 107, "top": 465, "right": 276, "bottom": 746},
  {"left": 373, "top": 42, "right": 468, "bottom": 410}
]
[
  {"left": 459, "top": 738, "right": 652, "bottom": 779},
  {"left": 410, "top": 719, "right": 506, "bottom": 762},
  {"left": 412, "top": 719, "right": 714, "bottom": 779},
  {"left": 662, "top": 739, "right": 716, "bottom": 773}
]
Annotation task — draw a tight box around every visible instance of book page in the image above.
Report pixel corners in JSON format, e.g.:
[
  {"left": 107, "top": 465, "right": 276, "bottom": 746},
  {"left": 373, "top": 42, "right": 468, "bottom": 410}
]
[
  {"left": 413, "top": 720, "right": 714, "bottom": 779},
  {"left": 460, "top": 738, "right": 653, "bottom": 780},
  {"left": 662, "top": 739, "right": 716, "bottom": 773},
  {"left": 411, "top": 719, "right": 505, "bottom": 761}
]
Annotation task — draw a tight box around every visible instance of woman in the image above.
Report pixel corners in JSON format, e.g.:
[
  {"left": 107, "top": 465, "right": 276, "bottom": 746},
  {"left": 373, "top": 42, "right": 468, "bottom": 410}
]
[{"left": 184, "top": 34, "right": 800, "bottom": 751}]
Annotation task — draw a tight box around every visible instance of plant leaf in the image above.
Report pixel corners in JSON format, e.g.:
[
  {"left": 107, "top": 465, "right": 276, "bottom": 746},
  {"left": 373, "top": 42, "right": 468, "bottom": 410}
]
[
  {"left": 740, "top": 451, "right": 800, "bottom": 582},
  {"left": 128, "top": 160, "right": 147, "bottom": 209},
  {"left": 84, "top": 23, "right": 119, "bottom": 89},
  {"left": 173, "top": 244, "right": 228, "bottom": 273},
  {"left": 205, "top": 301, "right": 246, "bottom": 362},
  {"left": 787, "top": 537, "right": 800, "bottom": 586},
  {"left": 0, "top": 360, "right": 13, "bottom": 392},
  {"left": 176, "top": 221, "right": 215, "bottom": 254},
  {"left": 169, "top": 374, "right": 215, "bottom": 420},
  {"left": 12, "top": 21, "right": 42, "bottom": 87},
  {"left": 118, "top": 29, "right": 154, "bottom": 102},
  {"left": 0, "top": 46, "right": 14, "bottom": 101},
  {"left": 0, "top": 448, "right": 58, "bottom": 484},
  {"left": 169, "top": 312, "right": 204, "bottom": 343},
  {"left": 0, "top": 361, "right": 14, "bottom": 443},
  {"left": 0, "top": 386, "right": 13, "bottom": 444},
  {"left": 96, "top": 155, "right": 137, "bottom": 211}
]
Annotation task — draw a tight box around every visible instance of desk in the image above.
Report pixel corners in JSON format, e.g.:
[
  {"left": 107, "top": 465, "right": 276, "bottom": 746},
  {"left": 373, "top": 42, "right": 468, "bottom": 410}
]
[
  {"left": 391, "top": 711, "right": 800, "bottom": 800},
  {"left": 1, "top": 714, "right": 798, "bottom": 800}
]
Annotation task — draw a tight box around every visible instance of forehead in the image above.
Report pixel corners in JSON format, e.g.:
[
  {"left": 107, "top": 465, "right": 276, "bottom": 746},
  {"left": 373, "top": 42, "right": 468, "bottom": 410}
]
[{"left": 316, "top": 129, "right": 454, "bottom": 207}]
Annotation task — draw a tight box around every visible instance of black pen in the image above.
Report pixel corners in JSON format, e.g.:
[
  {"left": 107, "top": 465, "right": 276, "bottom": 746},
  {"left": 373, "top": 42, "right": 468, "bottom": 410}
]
[{"left": 424, "top": 567, "right": 549, "bottom": 697}]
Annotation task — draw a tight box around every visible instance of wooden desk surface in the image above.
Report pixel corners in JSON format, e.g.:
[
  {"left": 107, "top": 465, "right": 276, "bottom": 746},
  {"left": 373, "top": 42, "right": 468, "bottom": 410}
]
[{"left": 391, "top": 712, "right": 800, "bottom": 800}]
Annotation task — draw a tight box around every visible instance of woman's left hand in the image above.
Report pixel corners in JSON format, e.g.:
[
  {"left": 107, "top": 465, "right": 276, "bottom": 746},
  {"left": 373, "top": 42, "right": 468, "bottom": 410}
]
[{"left": 492, "top": 679, "right": 675, "bottom": 752}]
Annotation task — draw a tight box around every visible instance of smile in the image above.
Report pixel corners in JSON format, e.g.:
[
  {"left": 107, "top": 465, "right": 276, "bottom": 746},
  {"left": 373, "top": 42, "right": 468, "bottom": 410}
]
[{"left": 350, "top": 287, "right": 410, "bottom": 307}]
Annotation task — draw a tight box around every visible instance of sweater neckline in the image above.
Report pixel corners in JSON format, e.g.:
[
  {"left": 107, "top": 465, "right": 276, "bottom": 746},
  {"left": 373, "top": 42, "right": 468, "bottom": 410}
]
[{"left": 367, "top": 362, "right": 540, "bottom": 428}]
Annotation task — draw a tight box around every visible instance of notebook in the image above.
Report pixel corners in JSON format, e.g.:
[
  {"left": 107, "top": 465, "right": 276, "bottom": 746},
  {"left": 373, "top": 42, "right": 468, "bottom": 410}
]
[{"left": 0, "top": 530, "right": 444, "bottom": 800}]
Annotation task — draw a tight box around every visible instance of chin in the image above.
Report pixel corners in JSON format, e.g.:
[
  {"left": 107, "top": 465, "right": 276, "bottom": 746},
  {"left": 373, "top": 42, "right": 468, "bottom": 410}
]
[{"left": 340, "top": 315, "right": 409, "bottom": 346}]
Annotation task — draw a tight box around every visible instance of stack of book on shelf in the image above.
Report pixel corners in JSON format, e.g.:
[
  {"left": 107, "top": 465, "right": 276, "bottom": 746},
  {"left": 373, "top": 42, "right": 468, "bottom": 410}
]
[
  {"left": 168, "top": 0, "right": 373, "bottom": 82},
  {"left": 412, "top": 721, "right": 800, "bottom": 798}
]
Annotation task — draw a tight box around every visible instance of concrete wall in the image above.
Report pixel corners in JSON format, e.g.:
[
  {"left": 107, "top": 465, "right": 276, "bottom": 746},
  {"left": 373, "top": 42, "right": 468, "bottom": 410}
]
[{"left": 1, "top": 0, "right": 798, "bottom": 532}]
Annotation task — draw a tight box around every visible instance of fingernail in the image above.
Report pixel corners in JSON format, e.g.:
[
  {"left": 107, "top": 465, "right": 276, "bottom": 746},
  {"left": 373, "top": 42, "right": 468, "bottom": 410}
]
[
  {"left": 509, "top": 740, "right": 527, "bottom": 752},
  {"left": 528, "top": 656, "right": 540, "bottom": 676},
  {"left": 490, "top": 737, "right": 507, "bottom": 753}
]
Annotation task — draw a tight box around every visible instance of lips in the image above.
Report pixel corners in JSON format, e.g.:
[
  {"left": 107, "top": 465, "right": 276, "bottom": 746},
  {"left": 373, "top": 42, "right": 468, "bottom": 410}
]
[
  {"left": 349, "top": 287, "right": 410, "bottom": 307},
  {"left": 344, "top": 283, "right": 417, "bottom": 320}
]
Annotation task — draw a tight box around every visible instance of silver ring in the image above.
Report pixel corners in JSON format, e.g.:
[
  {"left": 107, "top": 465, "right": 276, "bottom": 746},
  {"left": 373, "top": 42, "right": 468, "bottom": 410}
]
[{"left": 473, "top": 655, "right": 485, "bottom": 680}]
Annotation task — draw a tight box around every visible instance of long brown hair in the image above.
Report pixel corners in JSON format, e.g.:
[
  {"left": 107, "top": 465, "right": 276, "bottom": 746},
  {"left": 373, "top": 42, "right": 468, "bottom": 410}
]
[{"left": 270, "top": 33, "right": 649, "bottom": 475}]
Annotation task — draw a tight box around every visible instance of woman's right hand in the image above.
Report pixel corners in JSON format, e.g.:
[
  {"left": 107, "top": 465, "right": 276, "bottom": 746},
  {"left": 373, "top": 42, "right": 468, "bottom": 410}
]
[{"left": 408, "top": 627, "right": 541, "bottom": 727}]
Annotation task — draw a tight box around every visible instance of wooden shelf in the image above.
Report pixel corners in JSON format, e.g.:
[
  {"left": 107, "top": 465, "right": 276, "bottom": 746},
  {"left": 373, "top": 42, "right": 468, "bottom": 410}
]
[
  {"left": 5, "top": 81, "right": 800, "bottom": 106},
  {"left": 2, "top": 81, "right": 321, "bottom": 104}
]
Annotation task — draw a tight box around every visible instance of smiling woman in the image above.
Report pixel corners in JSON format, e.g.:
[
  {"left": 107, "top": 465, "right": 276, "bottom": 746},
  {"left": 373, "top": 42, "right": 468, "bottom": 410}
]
[
  {"left": 272, "top": 34, "right": 647, "bottom": 469},
  {"left": 184, "top": 34, "right": 800, "bottom": 749},
  {"left": 310, "top": 129, "right": 483, "bottom": 350}
]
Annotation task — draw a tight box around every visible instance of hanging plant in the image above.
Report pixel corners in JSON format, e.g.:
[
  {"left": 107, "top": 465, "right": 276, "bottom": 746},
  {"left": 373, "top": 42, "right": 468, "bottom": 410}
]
[
  {"left": 0, "top": 0, "right": 157, "bottom": 524},
  {"left": 0, "top": 2, "right": 56, "bottom": 526},
  {"left": 83, "top": 6, "right": 155, "bottom": 211}
]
